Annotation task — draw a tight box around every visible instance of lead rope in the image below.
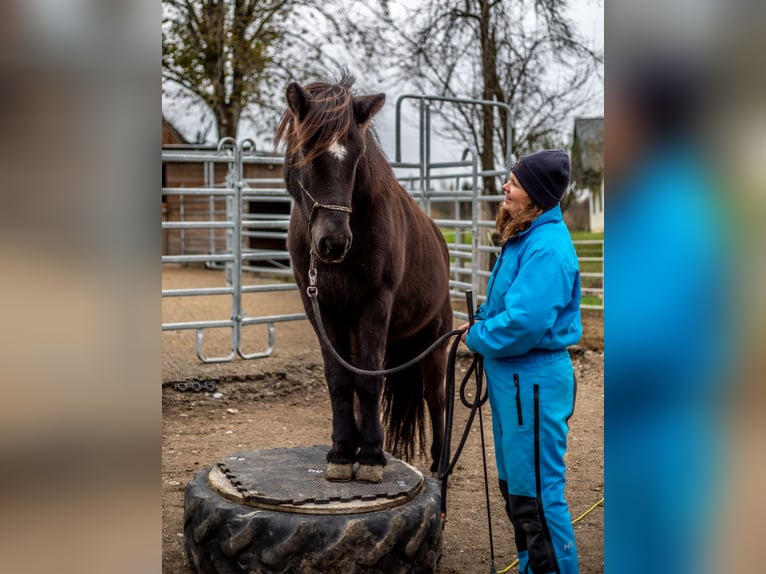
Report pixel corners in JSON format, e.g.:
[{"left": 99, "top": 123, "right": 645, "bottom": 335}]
[
  {"left": 437, "top": 294, "right": 497, "bottom": 574},
  {"left": 307, "top": 271, "right": 497, "bottom": 572},
  {"left": 305, "top": 276, "right": 463, "bottom": 376}
]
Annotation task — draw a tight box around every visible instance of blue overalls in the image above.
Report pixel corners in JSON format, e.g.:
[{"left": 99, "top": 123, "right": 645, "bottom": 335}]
[{"left": 465, "top": 205, "right": 582, "bottom": 574}]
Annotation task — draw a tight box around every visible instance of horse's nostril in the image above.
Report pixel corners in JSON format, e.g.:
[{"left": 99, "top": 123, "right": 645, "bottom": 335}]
[{"left": 318, "top": 236, "right": 350, "bottom": 260}]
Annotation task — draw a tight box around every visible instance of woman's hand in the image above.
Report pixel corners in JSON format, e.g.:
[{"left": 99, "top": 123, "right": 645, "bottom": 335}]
[{"left": 457, "top": 322, "right": 471, "bottom": 344}]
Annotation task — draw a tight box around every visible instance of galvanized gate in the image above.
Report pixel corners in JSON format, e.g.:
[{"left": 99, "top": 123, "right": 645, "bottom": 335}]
[{"left": 162, "top": 96, "right": 601, "bottom": 363}]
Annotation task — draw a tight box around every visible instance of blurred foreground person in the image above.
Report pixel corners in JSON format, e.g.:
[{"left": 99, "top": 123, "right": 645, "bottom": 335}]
[{"left": 606, "top": 53, "right": 733, "bottom": 574}]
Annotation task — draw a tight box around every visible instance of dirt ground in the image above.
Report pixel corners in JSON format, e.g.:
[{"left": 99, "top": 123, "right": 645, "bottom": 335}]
[{"left": 162, "top": 266, "right": 604, "bottom": 573}]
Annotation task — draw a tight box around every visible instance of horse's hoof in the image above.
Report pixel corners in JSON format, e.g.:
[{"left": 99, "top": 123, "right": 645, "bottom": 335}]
[
  {"left": 355, "top": 464, "right": 384, "bottom": 483},
  {"left": 324, "top": 463, "right": 353, "bottom": 482}
]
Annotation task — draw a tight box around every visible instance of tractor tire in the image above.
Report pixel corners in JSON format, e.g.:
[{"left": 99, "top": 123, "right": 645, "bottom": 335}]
[{"left": 183, "top": 448, "right": 443, "bottom": 574}]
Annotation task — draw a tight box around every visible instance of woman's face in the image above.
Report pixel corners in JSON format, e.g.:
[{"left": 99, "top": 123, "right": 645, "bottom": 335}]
[{"left": 501, "top": 172, "right": 533, "bottom": 216}]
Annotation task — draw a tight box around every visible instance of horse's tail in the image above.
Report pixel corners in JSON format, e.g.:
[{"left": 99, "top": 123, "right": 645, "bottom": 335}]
[{"left": 382, "top": 352, "right": 426, "bottom": 463}]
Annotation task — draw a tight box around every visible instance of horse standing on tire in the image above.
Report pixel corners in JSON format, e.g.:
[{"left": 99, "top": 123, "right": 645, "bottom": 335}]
[{"left": 276, "top": 73, "right": 452, "bottom": 483}]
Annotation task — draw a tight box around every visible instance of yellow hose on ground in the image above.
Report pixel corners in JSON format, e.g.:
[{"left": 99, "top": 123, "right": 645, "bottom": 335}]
[{"left": 496, "top": 497, "right": 604, "bottom": 574}]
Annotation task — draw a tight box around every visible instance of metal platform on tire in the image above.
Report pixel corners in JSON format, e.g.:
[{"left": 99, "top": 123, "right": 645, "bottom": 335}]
[{"left": 209, "top": 445, "right": 425, "bottom": 515}]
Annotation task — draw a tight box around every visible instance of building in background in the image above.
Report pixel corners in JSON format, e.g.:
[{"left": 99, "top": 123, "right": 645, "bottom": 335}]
[
  {"left": 572, "top": 117, "right": 604, "bottom": 232},
  {"left": 162, "top": 117, "right": 287, "bottom": 262}
]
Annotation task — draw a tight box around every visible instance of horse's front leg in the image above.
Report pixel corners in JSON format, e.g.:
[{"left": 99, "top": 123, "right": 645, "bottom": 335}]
[
  {"left": 352, "top": 295, "right": 392, "bottom": 483},
  {"left": 316, "top": 319, "right": 358, "bottom": 482}
]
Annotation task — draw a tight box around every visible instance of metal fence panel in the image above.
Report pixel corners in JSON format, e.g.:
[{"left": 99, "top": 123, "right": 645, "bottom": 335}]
[{"left": 163, "top": 100, "right": 602, "bottom": 363}]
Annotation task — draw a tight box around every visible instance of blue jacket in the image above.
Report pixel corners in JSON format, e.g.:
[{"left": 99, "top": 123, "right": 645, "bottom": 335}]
[{"left": 465, "top": 205, "right": 582, "bottom": 358}]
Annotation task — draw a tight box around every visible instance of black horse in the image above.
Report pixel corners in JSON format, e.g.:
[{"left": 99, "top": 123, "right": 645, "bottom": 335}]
[{"left": 276, "top": 73, "right": 452, "bottom": 483}]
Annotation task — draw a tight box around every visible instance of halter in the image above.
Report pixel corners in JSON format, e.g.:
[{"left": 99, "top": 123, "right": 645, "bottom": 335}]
[
  {"left": 295, "top": 176, "right": 353, "bottom": 296},
  {"left": 293, "top": 141, "right": 365, "bottom": 296}
]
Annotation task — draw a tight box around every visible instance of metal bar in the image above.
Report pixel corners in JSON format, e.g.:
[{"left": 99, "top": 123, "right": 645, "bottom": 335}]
[
  {"left": 238, "top": 323, "right": 275, "bottom": 360},
  {"left": 162, "top": 153, "right": 235, "bottom": 163},
  {"left": 163, "top": 287, "right": 234, "bottom": 297},
  {"left": 240, "top": 157, "right": 286, "bottom": 165},
  {"left": 162, "top": 221, "right": 234, "bottom": 229},
  {"left": 241, "top": 284, "right": 298, "bottom": 294},
  {"left": 162, "top": 254, "right": 234, "bottom": 263},
  {"left": 434, "top": 219, "right": 472, "bottom": 228},
  {"left": 241, "top": 251, "right": 291, "bottom": 261},
  {"left": 427, "top": 160, "right": 474, "bottom": 169},
  {"left": 471, "top": 147, "right": 480, "bottom": 296},
  {"left": 241, "top": 177, "right": 285, "bottom": 184},
  {"left": 242, "top": 213, "right": 292, "bottom": 220},
  {"left": 425, "top": 101, "right": 432, "bottom": 216},
  {"left": 242, "top": 191, "right": 292, "bottom": 201},
  {"left": 196, "top": 328, "right": 237, "bottom": 363},
  {"left": 390, "top": 162, "right": 423, "bottom": 169},
  {"left": 418, "top": 100, "right": 426, "bottom": 209},
  {"left": 240, "top": 313, "right": 307, "bottom": 326},
  {"left": 207, "top": 162, "right": 217, "bottom": 256},
  {"left": 242, "top": 231, "right": 288, "bottom": 240},
  {"left": 398, "top": 171, "right": 496, "bottom": 183},
  {"left": 162, "top": 187, "right": 235, "bottom": 196},
  {"left": 162, "top": 319, "right": 234, "bottom": 330},
  {"left": 240, "top": 220, "right": 289, "bottom": 229},
  {"left": 230, "top": 143, "right": 244, "bottom": 359}
]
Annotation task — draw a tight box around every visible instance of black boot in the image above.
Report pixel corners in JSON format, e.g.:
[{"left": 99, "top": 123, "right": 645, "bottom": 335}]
[{"left": 498, "top": 479, "right": 528, "bottom": 558}]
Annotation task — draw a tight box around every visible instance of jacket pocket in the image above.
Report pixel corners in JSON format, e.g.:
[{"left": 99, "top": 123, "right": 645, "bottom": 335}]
[{"left": 513, "top": 373, "right": 523, "bottom": 425}]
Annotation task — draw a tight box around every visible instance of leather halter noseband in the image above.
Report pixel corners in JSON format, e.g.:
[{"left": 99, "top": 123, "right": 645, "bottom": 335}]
[
  {"left": 295, "top": 176, "right": 353, "bottom": 294},
  {"left": 296, "top": 176, "right": 353, "bottom": 233},
  {"left": 293, "top": 142, "right": 364, "bottom": 292}
]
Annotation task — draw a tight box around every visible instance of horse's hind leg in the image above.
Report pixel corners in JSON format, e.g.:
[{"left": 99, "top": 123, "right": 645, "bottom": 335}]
[{"left": 421, "top": 338, "right": 447, "bottom": 474}]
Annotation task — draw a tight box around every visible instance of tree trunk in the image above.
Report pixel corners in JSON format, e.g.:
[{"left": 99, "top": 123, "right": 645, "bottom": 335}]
[
  {"left": 216, "top": 104, "right": 239, "bottom": 140},
  {"left": 476, "top": 0, "right": 501, "bottom": 291},
  {"left": 478, "top": 0, "right": 497, "bottom": 198}
]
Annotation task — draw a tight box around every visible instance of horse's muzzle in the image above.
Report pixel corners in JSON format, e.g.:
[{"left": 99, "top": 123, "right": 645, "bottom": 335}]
[{"left": 316, "top": 234, "right": 352, "bottom": 263}]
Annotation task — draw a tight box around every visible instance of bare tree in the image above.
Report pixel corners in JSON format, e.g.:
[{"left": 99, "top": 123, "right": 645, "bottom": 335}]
[
  {"left": 162, "top": 0, "right": 347, "bottom": 140},
  {"left": 341, "top": 0, "right": 603, "bottom": 196}
]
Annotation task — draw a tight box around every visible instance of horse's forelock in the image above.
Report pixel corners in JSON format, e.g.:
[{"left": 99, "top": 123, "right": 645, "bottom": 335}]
[{"left": 276, "top": 81, "right": 355, "bottom": 166}]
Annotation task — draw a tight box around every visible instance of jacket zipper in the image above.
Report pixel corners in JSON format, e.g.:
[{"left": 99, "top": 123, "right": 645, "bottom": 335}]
[
  {"left": 514, "top": 373, "right": 523, "bottom": 425},
  {"left": 484, "top": 245, "right": 506, "bottom": 305}
]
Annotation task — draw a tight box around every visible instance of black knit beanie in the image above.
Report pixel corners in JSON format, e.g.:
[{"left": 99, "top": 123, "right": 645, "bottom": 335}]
[{"left": 511, "top": 149, "right": 571, "bottom": 211}]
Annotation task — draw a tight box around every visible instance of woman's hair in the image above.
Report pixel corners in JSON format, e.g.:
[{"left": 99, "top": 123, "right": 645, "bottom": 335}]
[{"left": 496, "top": 202, "right": 544, "bottom": 242}]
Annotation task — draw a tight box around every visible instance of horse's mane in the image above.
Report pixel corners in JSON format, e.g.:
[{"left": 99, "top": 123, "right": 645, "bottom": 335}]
[{"left": 275, "top": 72, "right": 356, "bottom": 166}]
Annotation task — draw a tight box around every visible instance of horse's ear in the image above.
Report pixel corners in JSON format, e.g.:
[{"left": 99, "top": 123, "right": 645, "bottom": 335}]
[
  {"left": 353, "top": 93, "right": 386, "bottom": 130},
  {"left": 286, "top": 82, "right": 310, "bottom": 121}
]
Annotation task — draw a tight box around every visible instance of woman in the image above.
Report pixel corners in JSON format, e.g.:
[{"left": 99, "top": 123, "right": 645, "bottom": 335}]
[{"left": 461, "top": 149, "right": 582, "bottom": 574}]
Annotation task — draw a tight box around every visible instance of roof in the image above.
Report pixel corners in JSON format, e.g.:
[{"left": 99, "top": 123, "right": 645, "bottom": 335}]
[{"left": 162, "top": 116, "right": 189, "bottom": 145}]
